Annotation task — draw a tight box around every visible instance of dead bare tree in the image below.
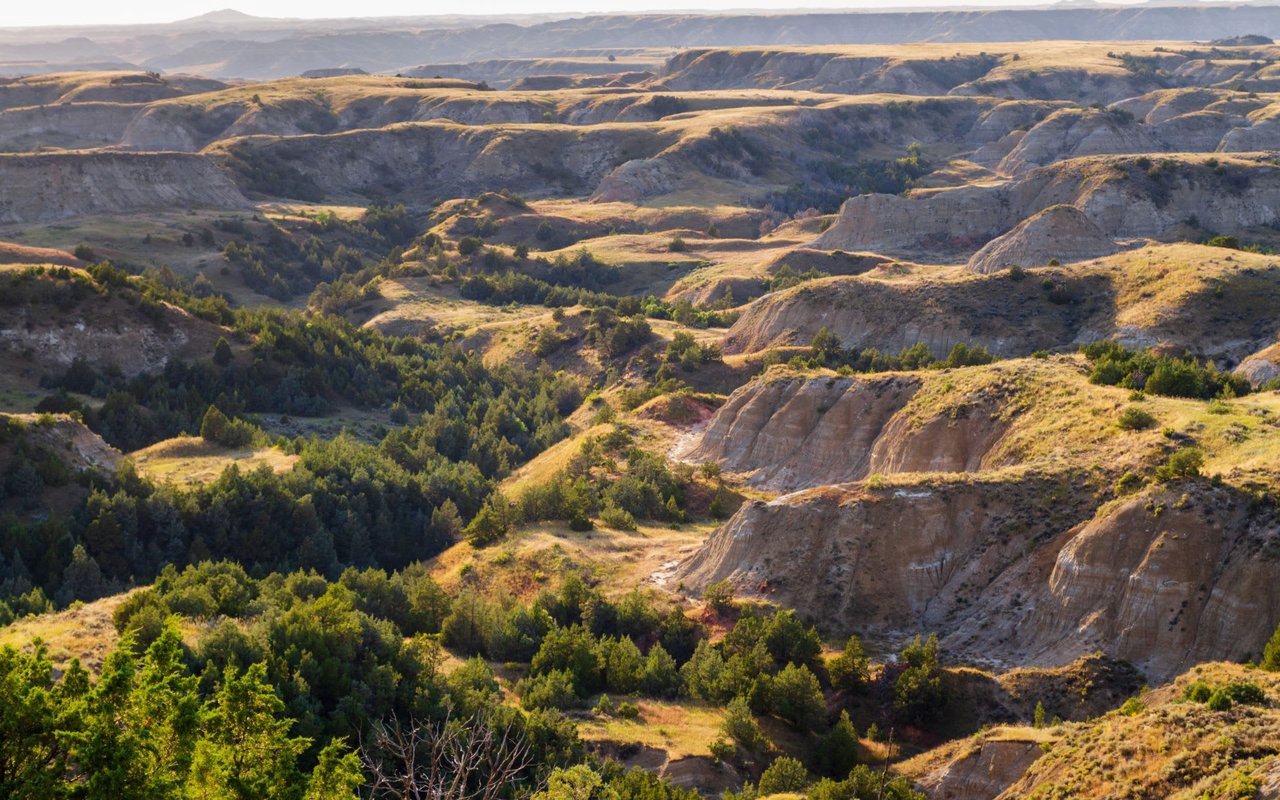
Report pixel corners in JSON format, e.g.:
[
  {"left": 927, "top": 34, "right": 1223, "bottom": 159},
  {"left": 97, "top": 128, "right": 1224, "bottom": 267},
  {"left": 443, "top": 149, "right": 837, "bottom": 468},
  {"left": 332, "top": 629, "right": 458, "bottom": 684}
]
[{"left": 360, "top": 712, "right": 537, "bottom": 800}]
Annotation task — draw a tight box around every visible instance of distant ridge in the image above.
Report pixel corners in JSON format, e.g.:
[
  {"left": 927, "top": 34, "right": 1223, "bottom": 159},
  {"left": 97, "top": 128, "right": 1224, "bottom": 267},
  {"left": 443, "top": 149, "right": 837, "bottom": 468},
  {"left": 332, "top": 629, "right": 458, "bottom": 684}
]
[
  {"left": 4, "top": 5, "right": 1280, "bottom": 79},
  {"left": 177, "top": 8, "right": 261, "bottom": 24}
]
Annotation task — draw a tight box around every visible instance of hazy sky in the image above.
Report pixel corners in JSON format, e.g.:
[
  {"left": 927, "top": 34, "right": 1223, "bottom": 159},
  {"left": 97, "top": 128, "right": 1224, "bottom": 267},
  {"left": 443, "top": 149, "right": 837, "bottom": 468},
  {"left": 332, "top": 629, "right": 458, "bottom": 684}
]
[{"left": 6, "top": 0, "right": 1098, "bottom": 27}]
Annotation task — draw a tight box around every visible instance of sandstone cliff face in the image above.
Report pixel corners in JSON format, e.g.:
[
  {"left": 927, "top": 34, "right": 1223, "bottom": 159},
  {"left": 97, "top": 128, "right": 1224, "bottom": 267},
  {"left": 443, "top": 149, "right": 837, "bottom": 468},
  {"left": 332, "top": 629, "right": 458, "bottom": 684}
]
[
  {"left": 992, "top": 93, "right": 1280, "bottom": 173},
  {"left": 1023, "top": 485, "right": 1280, "bottom": 678},
  {"left": 0, "top": 103, "right": 140, "bottom": 152},
  {"left": 0, "top": 413, "right": 123, "bottom": 474},
  {"left": 916, "top": 739, "right": 1045, "bottom": 800},
  {"left": 677, "top": 370, "right": 1049, "bottom": 491},
  {"left": 724, "top": 242, "right": 1280, "bottom": 362},
  {"left": 676, "top": 465, "right": 1280, "bottom": 681},
  {"left": 965, "top": 204, "right": 1117, "bottom": 274},
  {"left": 1239, "top": 342, "right": 1280, "bottom": 387},
  {"left": 673, "top": 474, "right": 1094, "bottom": 646},
  {"left": 0, "top": 288, "right": 227, "bottom": 377},
  {"left": 964, "top": 99, "right": 1066, "bottom": 148},
  {"left": 674, "top": 374, "right": 923, "bottom": 489},
  {"left": 1221, "top": 115, "right": 1280, "bottom": 152},
  {"left": 673, "top": 360, "right": 1280, "bottom": 680},
  {"left": 214, "top": 121, "right": 677, "bottom": 202},
  {"left": 951, "top": 66, "right": 1159, "bottom": 105},
  {"left": 0, "top": 152, "right": 249, "bottom": 224}
]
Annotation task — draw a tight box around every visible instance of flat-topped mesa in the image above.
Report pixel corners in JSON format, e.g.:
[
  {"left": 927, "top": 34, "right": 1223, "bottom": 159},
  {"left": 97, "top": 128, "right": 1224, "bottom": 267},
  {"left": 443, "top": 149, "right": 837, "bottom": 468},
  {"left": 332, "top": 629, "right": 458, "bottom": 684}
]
[
  {"left": 966, "top": 204, "right": 1118, "bottom": 274},
  {"left": 654, "top": 48, "right": 998, "bottom": 95}
]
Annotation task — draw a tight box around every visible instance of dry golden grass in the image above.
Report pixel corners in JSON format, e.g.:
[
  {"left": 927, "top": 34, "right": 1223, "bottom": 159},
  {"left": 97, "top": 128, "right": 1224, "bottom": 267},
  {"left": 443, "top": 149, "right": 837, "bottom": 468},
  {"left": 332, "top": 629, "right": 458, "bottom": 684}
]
[
  {"left": 0, "top": 591, "right": 136, "bottom": 671},
  {"left": 260, "top": 201, "right": 369, "bottom": 223},
  {"left": 760, "top": 351, "right": 1280, "bottom": 492},
  {"left": 366, "top": 278, "right": 550, "bottom": 333},
  {"left": 1065, "top": 242, "right": 1280, "bottom": 333},
  {"left": 577, "top": 699, "right": 727, "bottom": 759},
  {"left": 998, "top": 662, "right": 1280, "bottom": 799},
  {"left": 130, "top": 435, "right": 297, "bottom": 486},
  {"left": 500, "top": 423, "right": 617, "bottom": 497},
  {"left": 428, "top": 519, "right": 715, "bottom": 602}
]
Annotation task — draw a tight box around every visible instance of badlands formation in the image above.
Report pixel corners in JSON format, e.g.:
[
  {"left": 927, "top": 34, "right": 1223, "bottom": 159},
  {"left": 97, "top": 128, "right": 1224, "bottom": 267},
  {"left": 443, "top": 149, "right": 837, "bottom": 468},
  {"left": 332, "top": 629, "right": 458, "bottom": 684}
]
[{"left": 3, "top": 13, "right": 1280, "bottom": 799}]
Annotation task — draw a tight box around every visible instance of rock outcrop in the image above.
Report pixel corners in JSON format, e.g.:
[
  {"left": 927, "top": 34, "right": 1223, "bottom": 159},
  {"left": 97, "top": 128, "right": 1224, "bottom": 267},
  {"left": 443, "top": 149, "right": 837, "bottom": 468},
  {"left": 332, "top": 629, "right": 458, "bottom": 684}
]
[
  {"left": 0, "top": 266, "right": 229, "bottom": 376},
  {"left": 673, "top": 473, "right": 1098, "bottom": 657},
  {"left": 0, "top": 412, "right": 123, "bottom": 474},
  {"left": 676, "top": 445, "right": 1280, "bottom": 682},
  {"left": 656, "top": 49, "right": 997, "bottom": 95},
  {"left": 915, "top": 738, "right": 1045, "bottom": 800},
  {"left": 0, "top": 151, "right": 249, "bottom": 224},
  {"left": 720, "top": 269, "right": 1112, "bottom": 357},
  {"left": 996, "top": 108, "right": 1163, "bottom": 175},
  {"left": 214, "top": 121, "right": 676, "bottom": 203},
  {"left": 812, "top": 154, "right": 1280, "bottom": 259},
  {"left": 1238, "top": 342, "right": 1280, "bottom": 387},
  {"left": 723, "top": 242, "right": 1280, "bottom": 360},
  {"left": 1007, "top": 484, "right": 1280, "bottom": 679},
  {"left": 965, "top": 205, "right": 1117, "bottom": 274},
  {"left": 672, "top": 361, "right": 1280, "bottom": 680},
  {"left": 675, "top": 374, "right": 923, "bottom": 489}
]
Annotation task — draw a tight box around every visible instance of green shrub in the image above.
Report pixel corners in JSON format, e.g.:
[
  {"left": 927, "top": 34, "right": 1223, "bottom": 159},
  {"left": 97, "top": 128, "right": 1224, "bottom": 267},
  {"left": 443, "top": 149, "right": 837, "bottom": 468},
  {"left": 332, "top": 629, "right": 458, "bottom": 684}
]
[
  {"left": 1207, "top": 687, "right": 1234, "bottom": 711},
  {"left": 829, "top": 635, "right": 870, "bottom": 693},
  {"left": 1261, "top": 622, "right": 1280, "bottom": 671},
  {"left": 1082, "top": 341, "right": 1249, "bottom": 399},
  {"left": 815, "top": 711, "right": 859, "bottom": 778},
  {"left": 702, "top": 579, "right": 734, "bottom": 612},
  {"left": 531, "top": 624, "right": 602, "bottom": 695},
  {"left": 600, "top": 503, "right": 637, "bottom": 532},
  {"left": 1222, "top": 681, "right": 1267, "bottom": 706},
  {"left": 1184, "top": 680, "right": 1214, "bottom": 703},
  {"left": 199, "top": 405, "right": 257, "bottom": 448},
  {"left": 594, "top": 694, "right": 615, "bottom": 716},
  {"left": 1116, "top": 471, "right": 1144, "bottom": 494},
  {"left": 1155, "top": 447, "right": 1204, "bottom": 482},
  {"left": 1117, "top": 406, "right": 1156, "bottom": 431},
  {"left": 641, "top": 644, "right": 681, "bottom": 697},
  {"left": 709, "top": 738, "right": 735, "bottom": 763},
  {"left": 894, "top": 634, "right": 947, "bottom": 723},
  {"left": 518, "top": 669, "right": 579, "bottom": 711}
]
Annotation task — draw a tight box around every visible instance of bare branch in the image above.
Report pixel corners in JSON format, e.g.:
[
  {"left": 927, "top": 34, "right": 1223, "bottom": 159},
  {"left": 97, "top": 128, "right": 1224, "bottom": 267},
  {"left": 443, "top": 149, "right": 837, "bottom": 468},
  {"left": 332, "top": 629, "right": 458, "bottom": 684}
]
[{"left": 361, "top": 711, "right": 536, "bottom": 800}]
